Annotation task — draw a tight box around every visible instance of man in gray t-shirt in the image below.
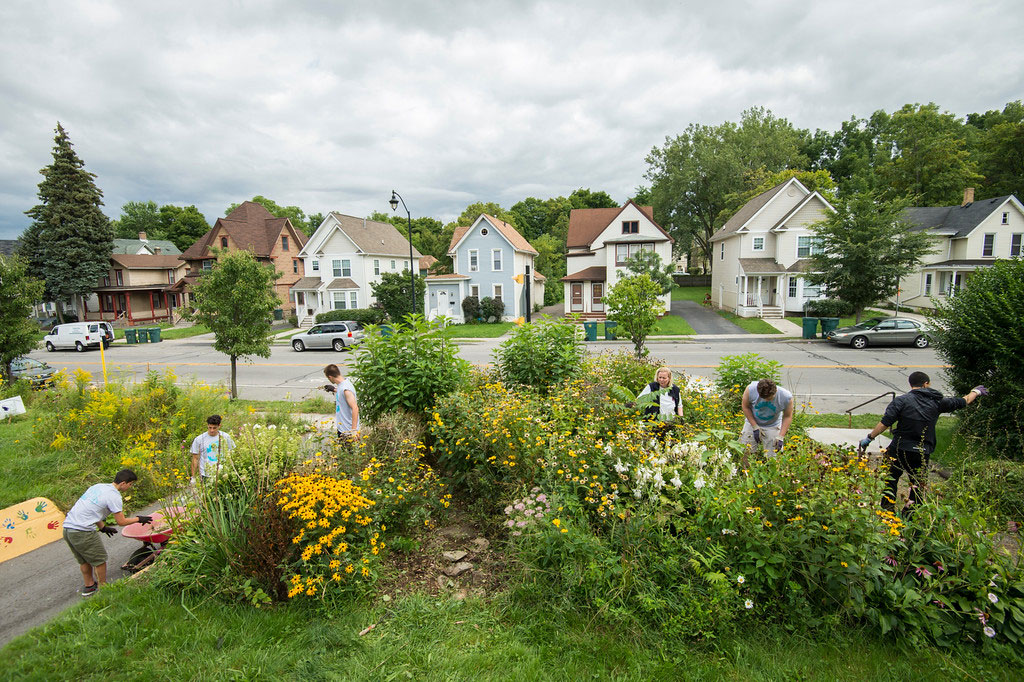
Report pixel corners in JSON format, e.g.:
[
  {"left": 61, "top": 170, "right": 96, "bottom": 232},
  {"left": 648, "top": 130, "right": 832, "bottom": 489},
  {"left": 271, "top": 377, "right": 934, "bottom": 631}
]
[
  {"left": 739, "top": 379, "right": 794, "bottom": 457},
  {"left": 324, "top": 363, "right": 359, "bottom": 438}
]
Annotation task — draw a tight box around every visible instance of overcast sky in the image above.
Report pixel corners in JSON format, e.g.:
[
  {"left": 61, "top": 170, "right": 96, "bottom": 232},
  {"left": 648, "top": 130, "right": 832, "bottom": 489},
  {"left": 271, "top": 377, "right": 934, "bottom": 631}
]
[{"left": 1, "top": 0, "right": 1022, "bottom": 240}]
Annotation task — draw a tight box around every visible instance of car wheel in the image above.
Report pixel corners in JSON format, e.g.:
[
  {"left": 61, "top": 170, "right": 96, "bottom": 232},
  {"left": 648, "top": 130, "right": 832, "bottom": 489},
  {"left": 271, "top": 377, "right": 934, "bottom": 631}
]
[
  {"left": 75, "top": 341, "right": 85, "bottom": 352},
  {"left": 851, "top": 335, "right": 868, "bottom": 350},
  {"left": 292, "top": 340, "right": 305, "bottom": 352},
  {"left": 333, "top": 339, "right": 345, "bottom": 352},
  {"left": 914, "top": 335, "right": 930, "bottom": 349},
  {"left": 45, "top": 341, "right": 55, "bottom": 352}
]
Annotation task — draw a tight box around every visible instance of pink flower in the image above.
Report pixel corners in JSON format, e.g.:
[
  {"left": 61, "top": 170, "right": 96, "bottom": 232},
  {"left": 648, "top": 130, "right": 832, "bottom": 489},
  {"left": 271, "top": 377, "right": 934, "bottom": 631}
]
[
  {"left": 884, "top": 556, "right": 897, "bottom": 567},
  {"left": 914, "top": 566, "right": 932, "bottom": 578}
]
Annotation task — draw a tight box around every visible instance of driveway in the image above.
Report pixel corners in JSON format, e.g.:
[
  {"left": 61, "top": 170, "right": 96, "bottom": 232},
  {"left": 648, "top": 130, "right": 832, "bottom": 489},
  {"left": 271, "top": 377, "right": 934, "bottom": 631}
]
[{"left": 671, "top": 300, "right": 745, "bottom": 334}]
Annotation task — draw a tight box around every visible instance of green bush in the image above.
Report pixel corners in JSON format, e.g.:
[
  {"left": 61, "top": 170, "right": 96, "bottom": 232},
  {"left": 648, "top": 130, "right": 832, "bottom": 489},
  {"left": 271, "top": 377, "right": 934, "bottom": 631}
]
[
  {"left": 351, "top": 315, "right": 470, "bottom": 423},
  {"left": 604, "top": 274, "right": 663, "bottom": 358},
  {"left": 314, "top": 308, "right": 387, "bottom": 325},
  {"left": 371, "top": 270, "right": 426, "bottom": 322},
  {"left": 931, "top": 259, "right": 1024, "bottom": 458},
  {"left": 713, "top": 352, "right": 783, "bottom": 410},
  {"left": 493, "top": 318, "right": 584, "bottom": 392},
  {"left": 480, "top": 296, "right": 505, "bottom": 321},
  {"left": 286, "top": 313, "right": 298, "bottom": 328},
  {"left": 461, "top": 295, "right": 481, "bottom": 322},
  {"left": 586, "top": 351, "right": 663, "bottom": 396},
  {"left": 946, "top": 459, "right": 1024, "bottom": 521},
  {"left": 804, "top": 298, "right": 854, "bottom": 317}
]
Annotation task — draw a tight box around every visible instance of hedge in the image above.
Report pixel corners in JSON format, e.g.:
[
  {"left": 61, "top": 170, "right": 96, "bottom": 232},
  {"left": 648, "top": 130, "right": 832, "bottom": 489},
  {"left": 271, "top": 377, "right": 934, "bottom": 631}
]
[{"left": 314, "top": 308, "right": 387, "bottom": 325}]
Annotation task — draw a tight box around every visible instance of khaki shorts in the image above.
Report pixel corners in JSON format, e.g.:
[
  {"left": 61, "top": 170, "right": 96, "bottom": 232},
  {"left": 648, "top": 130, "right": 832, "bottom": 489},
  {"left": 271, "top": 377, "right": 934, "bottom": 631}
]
[
  {"left": 740, "top": 422, "right": 782, "bottom": 456},
  {"left": 63, "top": 528, "right": 107, "bottom": 566}
]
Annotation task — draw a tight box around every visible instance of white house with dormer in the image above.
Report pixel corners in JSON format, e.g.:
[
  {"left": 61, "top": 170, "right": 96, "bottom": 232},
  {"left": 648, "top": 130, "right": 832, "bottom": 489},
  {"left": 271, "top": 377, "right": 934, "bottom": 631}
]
[
  {"left": 561, "top": 201, "right": 673, "bottom": 318},
  {"left": 290, "top": 213, "right": 420, "bottom": 326},
  {"left": 424, "top": 213, "right": 545, "bottom": 323},
  {"left": 709, "top": 178, "right": 834, "bottom": 318}
]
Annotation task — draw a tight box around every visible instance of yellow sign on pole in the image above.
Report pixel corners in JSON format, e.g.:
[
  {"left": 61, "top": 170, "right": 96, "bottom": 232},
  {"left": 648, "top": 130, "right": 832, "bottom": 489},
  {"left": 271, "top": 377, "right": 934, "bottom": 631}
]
[
  {"left": 0, "top": 497, "right": 65, "bottom": 564},
  {"left": 99, "top": 336, "right": 108, "bottom": 386}
]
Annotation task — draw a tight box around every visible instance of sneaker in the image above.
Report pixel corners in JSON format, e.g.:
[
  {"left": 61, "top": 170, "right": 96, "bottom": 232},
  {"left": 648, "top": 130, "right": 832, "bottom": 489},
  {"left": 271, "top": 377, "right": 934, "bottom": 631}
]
[{"left": 81, "top": 583, "right": 98, "bottom": 597}]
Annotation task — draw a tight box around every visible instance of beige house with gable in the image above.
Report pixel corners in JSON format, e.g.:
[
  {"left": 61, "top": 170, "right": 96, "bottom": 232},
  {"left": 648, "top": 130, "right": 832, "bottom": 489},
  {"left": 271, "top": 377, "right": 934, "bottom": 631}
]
[
  {"left": 890, "top": 190, "right": 1024, "bottom": 310},
  {"left": 709, "top": 178, "right": 833, "bottom": 317}
]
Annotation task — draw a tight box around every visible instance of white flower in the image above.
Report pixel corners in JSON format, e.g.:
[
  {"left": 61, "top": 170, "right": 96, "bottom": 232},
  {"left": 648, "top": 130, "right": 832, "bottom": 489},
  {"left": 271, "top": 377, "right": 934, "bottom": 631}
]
[
  {"left": 745, "top": 508, "right": 755, "bottom": 514},
  {"left": 633, "top": 488, "right": 643, "bottom": 499},
  {"left": 744, "top": 599, "right": 754, "bottom": 609},
  {"left": 670, "top": 474, "right": 683, "bottom": 488},
  {"left": 693, "top": 477, "right": 706, "bottom": 491},
  {"left": 988, "top": 592, "right": 999, "bottom": 604},
  {"left": 984, "top": 626, "right": 996, "bottom": 638},
  {"left": 736, "top": 575, "right": 745, "bottom": 584},
  {"left": 721, "top": 528, "right": 737, "bottom": 536}
]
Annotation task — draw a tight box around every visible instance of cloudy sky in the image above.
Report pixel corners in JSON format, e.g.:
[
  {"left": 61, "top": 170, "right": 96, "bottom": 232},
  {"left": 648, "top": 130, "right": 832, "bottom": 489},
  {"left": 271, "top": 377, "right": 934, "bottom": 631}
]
[{"left": 1, "top": 0, "right": 1022, "bottom": 240}]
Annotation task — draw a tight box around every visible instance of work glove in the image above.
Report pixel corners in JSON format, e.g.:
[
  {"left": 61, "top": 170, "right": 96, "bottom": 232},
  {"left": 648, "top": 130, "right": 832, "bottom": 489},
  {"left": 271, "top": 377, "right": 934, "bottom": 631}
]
[
  {"left": 972, "top": 386, "right": 989, "bottom": 397},
  {"left": 99, "top": 526, "right": 118, "bottom": 536},
  {"left": 752, "top": 429, "right": 761, "bottom": 444},
  {"left": 322, "top": 384, "right": 337, "bottom": 394},
  {"left": 136, "top": 515, "right": 153, "bottom": 525},
  {"left": 859, "top": 436, "right": 874, "bottom": 450},
  {"left": 774, "top": 439, "right": 784, "bottom": 451}
]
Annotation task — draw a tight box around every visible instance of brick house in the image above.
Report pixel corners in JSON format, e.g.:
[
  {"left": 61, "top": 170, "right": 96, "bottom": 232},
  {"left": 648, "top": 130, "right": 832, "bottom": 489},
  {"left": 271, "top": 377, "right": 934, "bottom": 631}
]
[{"left": 171, "top": 201, "right": 309, "bottom": 313}]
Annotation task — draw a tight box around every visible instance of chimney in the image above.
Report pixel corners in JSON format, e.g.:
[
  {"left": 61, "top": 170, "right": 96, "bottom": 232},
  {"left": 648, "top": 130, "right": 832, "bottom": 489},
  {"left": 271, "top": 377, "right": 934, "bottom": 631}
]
[
  {"left": 154, "top": 247, "right": 162, "bottom": 255},
  {"left": 138, "top": 232, "right": 148, "bottom": 241},
  {"left": 962, "top": 188, "right": 974, "bottom": 206}
]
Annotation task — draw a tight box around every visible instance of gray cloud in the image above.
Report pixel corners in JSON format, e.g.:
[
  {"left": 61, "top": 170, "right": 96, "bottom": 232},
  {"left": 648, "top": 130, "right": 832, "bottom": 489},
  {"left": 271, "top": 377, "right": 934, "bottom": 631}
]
[{"left": 1, "top": 0, "right": 1021, "bottom": 239}]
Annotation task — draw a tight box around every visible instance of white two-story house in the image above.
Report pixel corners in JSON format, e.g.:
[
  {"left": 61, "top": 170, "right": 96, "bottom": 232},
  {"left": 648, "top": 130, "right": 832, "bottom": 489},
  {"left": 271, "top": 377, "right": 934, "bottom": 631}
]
[
  {"left": 561, "top": 201, "right": 673, "bottom": 318},
  {"left": 709, "top": 178, "right": 834, "bottom": 317},
  {"left": 424, "top": 214, "right": 544, "bottom": 322},
  {"left": 290, "top": 213, "right": 420, "bottom": 325},
  {"left": 890, "top": 189, "right": 1024, "bottom": 310}
]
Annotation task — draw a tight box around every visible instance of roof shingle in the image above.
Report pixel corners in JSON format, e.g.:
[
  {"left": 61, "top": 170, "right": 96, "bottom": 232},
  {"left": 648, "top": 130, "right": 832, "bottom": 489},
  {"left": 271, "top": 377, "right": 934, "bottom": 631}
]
[
  {"left": 321, "top": 214, "right": 421, "bottom": 257},
  {"left": 566, "top": 203, "right": 659, "bottom": 249},
  {"left": 903, "top": 196, "right": 1016, "bottom": 238}
]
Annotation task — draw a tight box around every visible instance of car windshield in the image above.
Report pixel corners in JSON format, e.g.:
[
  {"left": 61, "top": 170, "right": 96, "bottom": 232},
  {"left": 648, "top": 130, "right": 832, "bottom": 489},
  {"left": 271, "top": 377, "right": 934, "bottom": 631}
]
[
  {"left": 854, "top": 319, "right": 884, "bottom": 329},
  {"left": 12, "top": 357, "right": 43, "bottom": 371}
]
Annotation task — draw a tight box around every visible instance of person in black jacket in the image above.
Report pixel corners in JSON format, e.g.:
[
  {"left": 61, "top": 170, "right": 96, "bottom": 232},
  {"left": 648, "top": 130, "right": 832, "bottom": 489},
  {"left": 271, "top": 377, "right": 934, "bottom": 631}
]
[
  {"left": 860, "top": 371, "right": 987, "bottom": 514},
  {"left": 638, "top": 367, "right": 683, "bottom": 419}
]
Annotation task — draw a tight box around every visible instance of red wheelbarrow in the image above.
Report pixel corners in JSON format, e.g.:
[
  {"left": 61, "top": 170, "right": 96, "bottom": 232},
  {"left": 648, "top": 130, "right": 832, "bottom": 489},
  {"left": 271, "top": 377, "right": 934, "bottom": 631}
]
[{"left": 120, "top": 506, "right": 186, "bottom": 573}]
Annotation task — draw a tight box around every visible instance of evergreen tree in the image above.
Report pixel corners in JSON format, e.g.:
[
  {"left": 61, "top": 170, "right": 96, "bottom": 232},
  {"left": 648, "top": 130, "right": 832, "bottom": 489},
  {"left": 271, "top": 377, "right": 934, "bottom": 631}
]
[{"left": 22, "top": 123, "right": 113, "bottom": 321}]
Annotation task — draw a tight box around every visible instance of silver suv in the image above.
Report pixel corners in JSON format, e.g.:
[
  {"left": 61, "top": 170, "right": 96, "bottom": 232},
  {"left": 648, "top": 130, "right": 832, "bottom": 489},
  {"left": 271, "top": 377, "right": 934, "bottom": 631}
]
[{"left": 291, "top": 321, "right": 365, "bottom": 352}]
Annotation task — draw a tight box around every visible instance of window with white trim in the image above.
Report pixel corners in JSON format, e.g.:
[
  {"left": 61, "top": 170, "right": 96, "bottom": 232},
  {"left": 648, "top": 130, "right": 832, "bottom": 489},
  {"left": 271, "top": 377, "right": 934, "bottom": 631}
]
[
  {"left": 470, "top": 284, "right": 479, "bottom": 298},
  {"left": 493, "top": 284, "right": 503, "bottom": 303},
  {"left": 468, "top": 249, "right": 479, "bottom": 272},
  {"left": 491, "top": 248, "right": 503, "bottom": 271},
  {"left": 615, "top": 242, "right": 654, "bottom": 265},
  {"left": 341, "top": 259, "right": 351, "bottom": 277},
  {"left": 802, "top": 280, "right": 821, "bottom": 298},
  {"left": 1011, "top": 234, "right": 1022, "bottom": 257},
  {"left": 797, "top": 236, "right": 823, "bottom": 258},
  {"left": 332, "top": 291, "right": 358, "bottom": 310},
  {"left": 752, "top": 236, "right": 764, "bottom": 252},
  {"left": 373, "top": 259, "right": 380, "bottom": 275},
  {"left": 720, "top": 243, "right": 724, "bottom": 260},
  {"left": 332, "top": 259, "right": 342, "bottom": 277},
  {"left": 924, "top": 273, "right": 932, "bottom": 296},
  {"left": 788, "top": 277, "right": 797, "bottom": 298},
  {"left": 391, "top": 260, "right": 396, "bottom": 270},
  {"left": 311, "top": 259, "right": 319, "bottom": 272},
  {"left": 1003, "top": 212, "right": 1010, "bottom": 225},
  {"left": 983, "top": 233, "right": 995, "bottom": 257}
]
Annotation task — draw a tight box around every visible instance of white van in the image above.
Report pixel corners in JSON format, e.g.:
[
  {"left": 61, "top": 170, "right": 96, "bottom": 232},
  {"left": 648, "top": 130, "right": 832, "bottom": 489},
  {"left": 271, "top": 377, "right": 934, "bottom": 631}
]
[{"left": 43, "top": 323, "right": 106, "bottom": 352}]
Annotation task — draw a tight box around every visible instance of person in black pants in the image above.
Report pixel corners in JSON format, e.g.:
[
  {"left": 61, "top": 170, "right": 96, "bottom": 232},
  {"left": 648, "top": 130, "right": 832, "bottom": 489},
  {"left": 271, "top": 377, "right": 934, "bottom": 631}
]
[{"left": 860, "top": 372, "right": 987, "bottom": 515}]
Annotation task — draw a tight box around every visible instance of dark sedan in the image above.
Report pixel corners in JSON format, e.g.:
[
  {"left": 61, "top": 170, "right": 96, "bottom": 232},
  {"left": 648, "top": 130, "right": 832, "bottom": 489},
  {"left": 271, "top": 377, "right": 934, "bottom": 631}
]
[
  {"left": 826, "top": 317, "right": 932, "bottom": 349},
  {"left": 11, "top": 356, "right": 55, "bottom": 387}
]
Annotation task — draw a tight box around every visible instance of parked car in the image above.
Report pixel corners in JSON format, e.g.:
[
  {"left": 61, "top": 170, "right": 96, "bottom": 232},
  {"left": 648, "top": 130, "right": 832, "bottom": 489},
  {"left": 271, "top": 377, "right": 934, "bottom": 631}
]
[
  {"left": 826, "top": 317, "right": 932, "bottom": 349},
  {"left": 10, "top": 356, "right": 55, "bottom": 388},
  {"left": 43, "top": 322, "right": 107, "bottom": 352},
  {"left": 291, "top": 321, "right": 365, "bottom": 352}
]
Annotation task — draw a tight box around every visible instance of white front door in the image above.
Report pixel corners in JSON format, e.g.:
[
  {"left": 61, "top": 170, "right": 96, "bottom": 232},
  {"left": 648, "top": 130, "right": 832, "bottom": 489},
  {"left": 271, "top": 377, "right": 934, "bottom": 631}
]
[
  {"left": 570, "top": 283, "right": 584, "bottom": 312},
  {"left": 591, "top": 283, "right": 604, "bottom": 312}
]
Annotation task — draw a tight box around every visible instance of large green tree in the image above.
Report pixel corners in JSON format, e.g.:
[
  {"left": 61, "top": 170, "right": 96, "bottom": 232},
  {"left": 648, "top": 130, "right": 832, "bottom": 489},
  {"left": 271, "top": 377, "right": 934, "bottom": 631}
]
[
  {"left": 112, "top": 200, "right": 163, "bottom": 239},
  {"left": 21, "top": 123, "right": 114, "bottom": 321},
  {"left": 186, "top": 250, "right": 281, "bottom": 399},
  {"left": 718, "top": 168, "right": 837, "bottom": 226},
  {"left": 967, "top": 101, "right": 1024, "bottom": 200},
  {"left": 368, "top": 210, "right": 450, "bottom": 271},
  {"left": 645, "top": 107, "right": 808, "bottom": 272},
  {"left": 622, "top": 250, "right": 675, "bottom": 295},
  {"left": 226, "top": 196, "right": 309, "bottom": 234},
  {"left": 806, "top": 192, "right": 934, "bottom": 322},
  {"left": 0, "top": 255, "right": 45, "bottom": 383},
  {"left": 875, "top": 103, "right": 982, "bottom": 206},
  {"left": 371, "top": 269, "right": 427, "bottom": 323},
  {"left": 604, "top": 274, "right": 663, "bottom": 359},
  {"left": 160, "top": 205, "right": 211, "bottom": 252}
]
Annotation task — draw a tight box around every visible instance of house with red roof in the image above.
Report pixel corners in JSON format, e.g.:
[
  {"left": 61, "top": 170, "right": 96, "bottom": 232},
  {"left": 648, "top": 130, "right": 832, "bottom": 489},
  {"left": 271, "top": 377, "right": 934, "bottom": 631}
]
[
  {"left": 171, "top": 201, "right": 308, "bottom": 314},
  {"left": 425, "top": 214, "right": 544, "bottom": 322},
  {"left": 561, "top": 201, "right": 673, "bottom": 318}
]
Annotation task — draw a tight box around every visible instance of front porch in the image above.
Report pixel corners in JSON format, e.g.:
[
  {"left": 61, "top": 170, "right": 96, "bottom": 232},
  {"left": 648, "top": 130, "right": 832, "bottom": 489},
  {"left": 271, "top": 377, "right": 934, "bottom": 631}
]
[
  {"left": 291, "top": 277, "right": 362, "bottom": 327},
  {"left": 84, "top": 287, "right": 181, "bottom": 325}
]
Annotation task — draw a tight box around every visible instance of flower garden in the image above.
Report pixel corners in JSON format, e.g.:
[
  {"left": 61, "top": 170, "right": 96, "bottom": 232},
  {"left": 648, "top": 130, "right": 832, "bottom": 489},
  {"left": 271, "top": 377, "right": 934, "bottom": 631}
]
[{"left": 1, "top": 317, "right": 1022, "bottom": 679}]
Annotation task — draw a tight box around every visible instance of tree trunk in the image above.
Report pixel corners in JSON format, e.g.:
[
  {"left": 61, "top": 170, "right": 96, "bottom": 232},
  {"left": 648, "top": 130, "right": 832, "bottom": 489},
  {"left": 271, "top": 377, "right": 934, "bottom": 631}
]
[
  {"left": 230, "top": 354, "right": 237, "bottom": 400},
  {"left": 854, "top": 308, "right": 862, "bottom": 324}
]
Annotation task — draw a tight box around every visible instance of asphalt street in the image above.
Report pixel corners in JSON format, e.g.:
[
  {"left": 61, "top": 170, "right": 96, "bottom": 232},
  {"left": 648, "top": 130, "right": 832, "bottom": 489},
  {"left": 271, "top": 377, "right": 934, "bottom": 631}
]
[{"left": 25, "top": 333, "right": 951, "bottom": 414}]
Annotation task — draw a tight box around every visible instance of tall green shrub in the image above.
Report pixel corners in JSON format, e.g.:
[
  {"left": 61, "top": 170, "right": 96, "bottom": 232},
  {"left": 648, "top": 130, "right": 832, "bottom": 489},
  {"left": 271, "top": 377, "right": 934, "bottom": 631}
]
[
  {"left": 493, "top": 318, "right": 584, "bottom": 392},
  {"left": 350, "top": 315, "right": 470, "bottom": 423},
  {"left": 931, "top": 259, "right": 1024, "bottom": 458},
  {"left": 713, "top": 352, "right": 783, "bottom": 410}
]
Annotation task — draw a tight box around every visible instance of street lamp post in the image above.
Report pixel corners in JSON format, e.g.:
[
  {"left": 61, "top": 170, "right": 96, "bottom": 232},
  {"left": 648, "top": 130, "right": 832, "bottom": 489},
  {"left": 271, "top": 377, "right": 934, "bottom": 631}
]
[{"left": 389, "top": 190, "right": 416, "bottom": 317}]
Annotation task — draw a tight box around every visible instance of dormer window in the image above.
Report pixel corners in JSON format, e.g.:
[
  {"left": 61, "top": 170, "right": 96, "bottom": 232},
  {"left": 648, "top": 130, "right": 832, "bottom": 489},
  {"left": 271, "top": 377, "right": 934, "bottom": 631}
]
[
  {"left": 752, "top": 236, "right": 765, "bottom": 252},
  {"left": 621, "top": 220, "right": 639, "bottom": 234}
]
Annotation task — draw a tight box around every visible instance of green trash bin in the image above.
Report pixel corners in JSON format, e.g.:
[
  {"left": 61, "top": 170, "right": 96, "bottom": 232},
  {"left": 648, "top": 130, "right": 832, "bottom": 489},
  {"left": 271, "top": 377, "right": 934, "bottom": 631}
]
[
  {"left": 273, "top": 308, "right": 284, "bottom": 321},
  {"left": 819, "top": 317, "right": 840, "bottom": 338},
  {"left": 604, "top": 320, "right": 618, "bottom": 340},
  {"left": 136, "top": 326, "right": 149, "bottom": 343},
  {"left": 148, "top": 327, "right": 162, "bottom": 343},
  {"left": 802, "top": 317, "right": 820, "bottom": 340},
  {"left": 582, "top": 321, "right": 598, "bottom": 342},
  {"left": 125, "top": 328, "right": 138, "bottom": 344}
]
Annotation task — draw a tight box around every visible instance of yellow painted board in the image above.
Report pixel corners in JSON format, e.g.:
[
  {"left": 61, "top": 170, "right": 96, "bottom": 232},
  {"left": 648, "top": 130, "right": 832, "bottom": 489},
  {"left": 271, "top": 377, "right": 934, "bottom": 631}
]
[{"left": 0, "top": 497, "right": 65, "bottom": 563}]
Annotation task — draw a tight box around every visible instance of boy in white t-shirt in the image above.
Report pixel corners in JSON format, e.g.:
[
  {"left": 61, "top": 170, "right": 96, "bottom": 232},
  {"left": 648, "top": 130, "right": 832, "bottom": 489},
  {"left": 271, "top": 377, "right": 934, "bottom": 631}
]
[
  {"left": 739, "top": 378, "right": 794, "bottom": 457},
  {"left": 189, "top": 414, "right": 236, "bottom": 483},
  {"left": 62, "top": 469, "right": 152, "bottom": 596},
  {"left": 323, "top": 363, "right": 359, "bottom": 438}
]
